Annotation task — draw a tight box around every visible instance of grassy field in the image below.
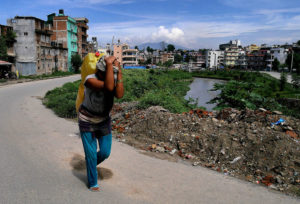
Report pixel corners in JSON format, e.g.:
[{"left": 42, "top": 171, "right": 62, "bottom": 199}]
[
  {"left": 43, "top": 69, "right": 197, "bottom": 118},
  {"left": 20, "top": 71, "right": 75, "bottom": 80},
  {"left": 43, "top": 69, "right": 300, "bottom": 119}
]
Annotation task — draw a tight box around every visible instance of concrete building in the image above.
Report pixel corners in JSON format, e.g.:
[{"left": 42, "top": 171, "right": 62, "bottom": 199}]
[
  {"left": 206, "top": 50, "right": 224, "bottom": 69},
  {"left": 113, "top": 42, "right": 138, "bottom": 66},
  {"left": 245, "top": 44, "right": 260, "bottom": 52},
  {"left": 7, "top": 16, "right": 68, "bottom": 75},
  {"left": 87, "top": 37, "right": 98, "bottom": 53},
  {"left": 161, "top": 52, "right": 174, "bottom": 64},
  {"left": 270, "top": 47, "right": 288, "bottom": 64},
  {"left": 48, "top": 10, "right": 78, "bottom": 71},
  {"left": 220, "top": 40, "right": 241, "bottom": 51},
  {"left": 224, "top": 46, "right": 239, "bottom": 67},
  {"left": 246, "top": 50, "right": 268, "bottom": 70},
  {"left": 220, "top": 40, "right": 242, "bottom": 67},
  {"left": 237, "top": 50, "right": 247, "bottom": 69},
  {"left": 74, "top": 17, "right": 89, "bottom": 58},
  {"left": 188, "top": 53, "right": 205, "bottom": 68}
]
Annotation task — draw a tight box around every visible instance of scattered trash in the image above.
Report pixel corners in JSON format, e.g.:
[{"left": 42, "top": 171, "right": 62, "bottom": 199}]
[
  {"left": 271, "top": 118, "right": 285, "bottom": 127},
  {"left": 170, "top": 149, "right": 177, "bottom": 155},
  {"left": 110, "top": 103, "right": 300, "bottom": 195},
  {"left": 286, "top": 130, "right": 298, "bottom": 139},
  {"left": 230, "top": 156, "right": 242, "bottom": 164},
  {"left": 193, "top": 162, "right": 200, "bottom": 166}
]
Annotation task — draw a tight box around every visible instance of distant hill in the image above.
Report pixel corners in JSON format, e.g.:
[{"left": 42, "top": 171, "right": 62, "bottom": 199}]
[{"left": 137, "top": 42, "right": 188, "bottom": 50}]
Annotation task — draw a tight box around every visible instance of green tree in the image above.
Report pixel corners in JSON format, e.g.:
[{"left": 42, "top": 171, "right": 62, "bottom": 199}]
[
  {"left": 286, "top": 52, "right": 300, "bottom": 74},
  {"left": 0, "top": 36, "right": 8, "bottom": 61},
  {"left": 134, "top": 45, "right": 139, "bottom": 50},
  {"left": 147, "top": 46, "right": 153, "bottom": 53},
  {"left": 198, "top": 49, "right": 208, "bottom": 55},
  {"left": 291, "top": 74, "right": 300, "bottom": 89},
  {"left": 163, "top": 60, "right": 173, "bottom": 71},
  {"left": 280, "top": 72, "right": 287, "bottom": 91},
  {"left": 146, "top": 58, "right": 152, "bottom": 64},
  {"left": 272, "top": 58, "right": 280, "bottom": 71},
  {"left": 167, "top": 44, "right": 175, "bottom": 52},
  {"left": 5, "top": 30, "right": 16, "bottom": 45},
  {"left": 174, "top": 54, "right": 182, "bottom": 63},
  {"left": 297, "top": 40, "right": 300, "bottom": 46},
  {"left": 184, "top": 54, "right": 190, "bottom": 63},
  {"left": 71, "top": 54, "right": 82, "bottom": 73}
]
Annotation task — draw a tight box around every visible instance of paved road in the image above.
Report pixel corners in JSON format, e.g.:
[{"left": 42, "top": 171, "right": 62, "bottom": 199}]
[
  {"left": 261, "top": 71, "right": 292, "bottom": 83},
  {"left": 0, "top": 76, "right": 299, "bottom": 204}
]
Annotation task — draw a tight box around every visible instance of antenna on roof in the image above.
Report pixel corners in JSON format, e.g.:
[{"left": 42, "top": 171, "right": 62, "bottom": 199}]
[{"left": 111, "top": 36, "right": 115, "bottom": 56}]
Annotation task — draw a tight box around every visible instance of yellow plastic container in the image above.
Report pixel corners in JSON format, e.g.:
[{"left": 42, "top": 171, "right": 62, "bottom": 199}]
[{"left": 75, "top": 53, "right": 104, "bottom": 112}]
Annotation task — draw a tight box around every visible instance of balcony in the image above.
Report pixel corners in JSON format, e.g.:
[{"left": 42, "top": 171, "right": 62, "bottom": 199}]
[
  {"left": 35, "top": 28, "right": 53, "bottom": 35},
  {"left": 122, "top": 54, "right": 137, "bottom": 58},
  {"left": 123, "top": 60, "right": 137, "bottom": 65},
  {"left": 123, "top": 48, "right": 137, "bottom": 53}
]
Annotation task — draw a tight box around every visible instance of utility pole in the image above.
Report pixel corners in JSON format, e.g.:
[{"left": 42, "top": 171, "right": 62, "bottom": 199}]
[{"left": 290, "top": 49, "right": 294, "bottom": 73}]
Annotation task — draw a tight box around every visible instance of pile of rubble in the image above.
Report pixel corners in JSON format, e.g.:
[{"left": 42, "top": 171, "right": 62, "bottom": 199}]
[{"left": 111, "top": 103, "right": 300, "bottom": 195}]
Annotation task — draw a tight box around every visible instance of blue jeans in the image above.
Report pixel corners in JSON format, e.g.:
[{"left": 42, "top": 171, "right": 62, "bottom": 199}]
[{"left": 80, "top": 132, "right": 112, "bottom": 188}]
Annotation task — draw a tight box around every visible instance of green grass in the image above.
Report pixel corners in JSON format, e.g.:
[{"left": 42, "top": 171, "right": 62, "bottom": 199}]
[
  {"left": 198, "top": 70, "right": 300, "bottom": 118},
  {"left": 43, "top": 69, "right": 300, "bottom": 119},
  {"left": 43, "top": 69, "right": 196, "bottom": 118},
  {"left": 43, "top": 81, "right": 80, "bottom": 118},
  {"left": 20, "top": 71, "right": 75, "bottom": 80}
]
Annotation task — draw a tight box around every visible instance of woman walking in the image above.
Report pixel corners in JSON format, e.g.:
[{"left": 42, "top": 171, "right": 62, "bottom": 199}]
[{"left": 78, "top": 55, "right": 124, "bottom": 191}]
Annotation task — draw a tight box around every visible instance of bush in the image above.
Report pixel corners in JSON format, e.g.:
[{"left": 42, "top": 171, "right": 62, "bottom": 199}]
[
  {"left": 43, "top": 81, "right": 80, "bottom": 118},
  {"left": 44, "top": 69, "right": 195, "bottom": 118},
  {"left": 71, "top": 54, "right": 82, "bottom": 73}
]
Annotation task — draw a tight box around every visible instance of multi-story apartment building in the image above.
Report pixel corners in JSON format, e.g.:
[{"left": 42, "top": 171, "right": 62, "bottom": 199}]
[
  {"left": 87, "top": 37, "right": 98, "bottom": 53},
  {"left": 206, "top": 50, "right": 224, "bottom": 69},
  {"left": 161, "top": 52, "right": 174, "bottom": 64},
  {"left": 7, "top": 16, "right": 68, "bottom": 75},
  {"left": 237, "top": 50, "right": 247, "bottom": 69},
  {"left": 224, "top": 46, "right": 239, "bottom": 67},
  {"left": 48, "top": 10, "right": 78, "bottom": 71},
  {"left": 74, "top": 17, "right": 89, "bottom": 58},
  {"left": 188, "top": 53, "right": 205, "bottom": 68},
  {"left": 246, "top": 50, "right": 268, "bottom": 70},
  {"left": 113, "top": 42, "right": 138, "bottom": 66}
]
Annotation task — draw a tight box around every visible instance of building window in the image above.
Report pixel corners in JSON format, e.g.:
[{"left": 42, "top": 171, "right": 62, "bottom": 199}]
[{"left": 24, "top": 32, "right": 28, "bottom": 36}]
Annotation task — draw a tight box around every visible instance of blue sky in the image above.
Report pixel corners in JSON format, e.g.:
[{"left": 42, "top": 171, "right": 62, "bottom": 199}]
[{"left": 0, "top": 0, "right": 300, "bottom": 49}]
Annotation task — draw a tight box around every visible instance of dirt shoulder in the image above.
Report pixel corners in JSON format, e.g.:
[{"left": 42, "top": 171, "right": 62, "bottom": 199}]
[{"left": 111, "top": 102, "right": 300, "bottom": 197}]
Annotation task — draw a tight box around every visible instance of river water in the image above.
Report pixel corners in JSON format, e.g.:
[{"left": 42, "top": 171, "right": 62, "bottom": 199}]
[{"left": 185, "top": 78, "right": 224, "bottom": 111}]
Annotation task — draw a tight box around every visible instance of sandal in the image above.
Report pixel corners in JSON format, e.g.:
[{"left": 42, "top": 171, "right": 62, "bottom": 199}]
[{"left": 89, "top": 186, "right": 100, "bottom": 192}]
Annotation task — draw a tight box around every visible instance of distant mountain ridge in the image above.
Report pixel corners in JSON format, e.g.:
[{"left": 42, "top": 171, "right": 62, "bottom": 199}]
[{"left": 137, "top": 42, "right": 188, "bottom": 50}]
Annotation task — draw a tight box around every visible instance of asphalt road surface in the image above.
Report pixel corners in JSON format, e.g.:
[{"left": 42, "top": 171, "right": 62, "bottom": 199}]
[
  {"left": 0, "top": 76, "right": 299, "bottom": 204},
  {"left": 261, "top": 71, "right": 292, "bottom": 83}
]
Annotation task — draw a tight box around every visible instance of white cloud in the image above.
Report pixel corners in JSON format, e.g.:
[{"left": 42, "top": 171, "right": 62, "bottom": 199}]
[{"left": 152, "top": 26, "right": 184, "bottom": 42}]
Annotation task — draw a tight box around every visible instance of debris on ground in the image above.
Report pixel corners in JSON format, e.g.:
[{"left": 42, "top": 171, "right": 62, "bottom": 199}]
[{"left": 111, "top": 103, "right": 300, "bottom": 196}]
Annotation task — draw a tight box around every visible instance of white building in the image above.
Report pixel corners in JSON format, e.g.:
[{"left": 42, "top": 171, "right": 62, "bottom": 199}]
[
  {"left": 270, "top": 48, "right": 288, "bottom": 64},
  {"left": 206, "top": 50, "right": 224, "bottom": 69}
]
